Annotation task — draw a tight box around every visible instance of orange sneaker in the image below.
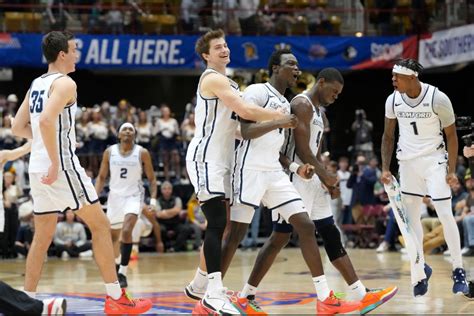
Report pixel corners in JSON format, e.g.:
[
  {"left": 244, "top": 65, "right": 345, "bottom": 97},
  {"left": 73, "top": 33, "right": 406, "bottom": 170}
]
[
  {"left": 317, "top": 291, "right": 360, "bottom": 315},
  {"left": 359, "top": 286, "right": 398, "bottom": 314},
  {"left": 233, "top": 295, "right": 267, "bottom": 315},
  {"left": 104, "top": 289, "right": 152, "bottom": 314},
  {"left": 192, "top": 300, "right": 218, "bottom": 315}
]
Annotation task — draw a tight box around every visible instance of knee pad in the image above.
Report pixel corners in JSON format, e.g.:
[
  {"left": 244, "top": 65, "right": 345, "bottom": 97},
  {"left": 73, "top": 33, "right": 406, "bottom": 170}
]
[
  {"left": 316, "top": 218, "right": 347, "bottom": 261},
  {"left": 201, "top": 196, "right": 227, "bottom": 230}
]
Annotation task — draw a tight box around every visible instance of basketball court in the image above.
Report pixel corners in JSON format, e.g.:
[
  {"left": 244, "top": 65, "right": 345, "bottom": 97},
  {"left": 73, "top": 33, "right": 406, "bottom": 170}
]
[{"left": 2, "top": 248, "right": 473, "bottom": 314}]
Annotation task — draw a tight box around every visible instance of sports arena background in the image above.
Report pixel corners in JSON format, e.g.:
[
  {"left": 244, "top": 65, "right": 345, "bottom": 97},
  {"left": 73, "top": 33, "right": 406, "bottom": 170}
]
[{"left": 0, "top": 0, "right": 473, "bottom": 257}]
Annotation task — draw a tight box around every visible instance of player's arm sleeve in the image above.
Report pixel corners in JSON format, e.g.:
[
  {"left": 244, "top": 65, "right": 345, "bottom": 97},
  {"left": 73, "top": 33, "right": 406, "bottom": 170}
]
[
  {"left": 433, "top": 90, "right": 455, "bottom": 128},
  {"left": 385, "top": 93, "right": 396, "bottom": 119}
]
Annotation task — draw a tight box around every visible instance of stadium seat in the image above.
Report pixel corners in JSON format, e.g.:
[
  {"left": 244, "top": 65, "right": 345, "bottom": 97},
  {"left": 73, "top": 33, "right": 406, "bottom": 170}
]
[
  {"left": 5, "top": 12, "right": 24, "bottom": 32},
  {"left": 157, "top": 14, "right": 177, "bottom": 35},
  {"left": 24, "top": 12, "right": 42, "bottom": 33}
]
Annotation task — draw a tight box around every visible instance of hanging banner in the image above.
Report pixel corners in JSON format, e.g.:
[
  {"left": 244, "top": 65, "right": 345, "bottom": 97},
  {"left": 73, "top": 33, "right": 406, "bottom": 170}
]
[
  {"left": 419, "top": 24, "right": 474, "bottom": 68},
  {"left": 0, "top": 33, "right": 416, "bottom": 70}
]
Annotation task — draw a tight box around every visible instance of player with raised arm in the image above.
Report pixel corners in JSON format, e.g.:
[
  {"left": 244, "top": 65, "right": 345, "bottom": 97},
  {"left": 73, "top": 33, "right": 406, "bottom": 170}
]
[{"left": 184, "top": 29, "right": 291, "bottom": 315}]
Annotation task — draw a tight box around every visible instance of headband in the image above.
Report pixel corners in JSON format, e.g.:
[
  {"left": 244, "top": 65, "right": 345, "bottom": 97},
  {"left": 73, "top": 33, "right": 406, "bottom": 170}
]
[
  {"left": 119, "top": 122, "right": 135, "bottom": 133},
  {"left": 393, "top": 64, "right": 418, "bottom": 77}
]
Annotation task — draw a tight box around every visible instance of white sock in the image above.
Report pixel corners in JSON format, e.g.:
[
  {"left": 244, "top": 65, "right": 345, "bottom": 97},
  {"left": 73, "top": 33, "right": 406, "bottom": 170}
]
[
  {"left": 118, "top": 265, "right": 128, "bottom": 276},
  {"left": 105, "top": 281, "right": 122, "bottom": 300},
  {"left": 24, "top": 290, "right": 36, "bottom": 299},
  {"left": 191, "top": 267, "right": 208, "bottom": 289},
  {"left": 207, "top": 272, "right": 223, "bottom": 293},
  {"left": 240, "top": 283, "right": 258, "bottom": 298},
  {"left": 349, "top": 280, "right": 366, "bottom": 300},
  {"left": 313, "top": 275, "right": 330, "bottom": 301},
  {"left": 115, "top": 255, "right": 121, "bottom": 265}
]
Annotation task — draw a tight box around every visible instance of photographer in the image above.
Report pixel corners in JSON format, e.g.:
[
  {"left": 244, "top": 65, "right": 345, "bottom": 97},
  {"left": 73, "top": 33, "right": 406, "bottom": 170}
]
[{"left": 351, "top": 109, "right": 374, "bottom": 159}]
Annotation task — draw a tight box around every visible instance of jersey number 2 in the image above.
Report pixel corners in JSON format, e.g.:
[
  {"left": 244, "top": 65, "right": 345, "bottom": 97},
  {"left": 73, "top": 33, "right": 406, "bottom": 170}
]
[
  {"left": 410, "top": 121, "right": 419, "bottom": 135},
  {"left": 120, "top": 168, "right": 128, "bottom": 179},
  {"left": 30, "top": 90, "right": 45, "bottom": 113}
]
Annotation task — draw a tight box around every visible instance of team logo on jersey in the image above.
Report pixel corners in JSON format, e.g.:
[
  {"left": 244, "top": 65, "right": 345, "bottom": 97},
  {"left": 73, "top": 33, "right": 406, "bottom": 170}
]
[
  {"left": 242, "top": 42, "right": 259, "bottom": 62},
  {"left": 394, "top": 103, "right": 402, "bottom": 107},
  {"left": 396, "top": 112, "right": 432, "bottom": 119},
  {"left": 423, "top": 103, "right": 430, "bottom": 107},
  {"left": 78, "top": 190, "right": 85, "bottom": 199}
]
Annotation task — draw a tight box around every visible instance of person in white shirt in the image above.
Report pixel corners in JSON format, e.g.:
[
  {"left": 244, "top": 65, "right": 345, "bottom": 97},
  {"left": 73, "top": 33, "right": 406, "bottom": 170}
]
[
  {"left": 381, "top": 58, "right": 468, "bottom": 296},
  {"left": 11, "top": 31, "right": 151, "bottom": 314}
]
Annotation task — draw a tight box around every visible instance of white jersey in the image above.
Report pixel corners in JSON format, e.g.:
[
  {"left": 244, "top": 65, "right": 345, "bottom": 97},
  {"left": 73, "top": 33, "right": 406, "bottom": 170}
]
[
  {"left": 28, "top": 73, "right": 81, "bottom": 173},
  {"left": 385, "top": 82, "right": 455, "bottom": 161},
  {"left": 186, "top": 68, "right": 239, "bottom": 168},
  {"left": 282, "top": 94, "right": 324, "bottom": 169},
  {"left": 235, "top": 83, "right": 290, "bottom": 171},
  {"left": 108, "top": 144, "right": 143, "bottom": 196}
]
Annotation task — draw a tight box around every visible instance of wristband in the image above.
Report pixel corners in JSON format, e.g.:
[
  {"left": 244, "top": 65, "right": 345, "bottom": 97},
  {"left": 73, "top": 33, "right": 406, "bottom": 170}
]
[
  {"left": 150, "top": 198, "right": 157, "bottom": 208},
  {"left": 289, "top": 162, "right": 300, "bottom": 173}
]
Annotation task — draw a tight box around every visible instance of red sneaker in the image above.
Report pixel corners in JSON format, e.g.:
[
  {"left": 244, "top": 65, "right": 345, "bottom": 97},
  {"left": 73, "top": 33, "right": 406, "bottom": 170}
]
[
  {"left": 316, "top": 291, "right": 360, "bottom": 315},
  {"left": 104, "top": 289, "right": 152, "bottom": 314}
]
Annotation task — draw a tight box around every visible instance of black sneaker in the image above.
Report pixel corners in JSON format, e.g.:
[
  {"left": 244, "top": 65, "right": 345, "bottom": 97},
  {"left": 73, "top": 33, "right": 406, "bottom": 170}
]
[{"left": 118, "top": 273, "right": 128, "bottom": 288}]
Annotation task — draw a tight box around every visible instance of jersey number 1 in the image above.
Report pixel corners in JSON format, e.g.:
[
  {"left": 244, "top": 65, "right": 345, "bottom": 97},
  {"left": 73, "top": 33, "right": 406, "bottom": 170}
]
[
  {"left": 30, "top": 90, "right": 45, "bottom": 113},
  {"left": 410, "top": 121, "right": 419, "bottom": 135}
]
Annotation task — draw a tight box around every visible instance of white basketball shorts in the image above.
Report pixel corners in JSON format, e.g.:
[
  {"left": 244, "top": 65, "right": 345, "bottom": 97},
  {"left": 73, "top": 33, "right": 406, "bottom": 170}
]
[
  {"left": 107, "top": 192, "right": 144, "bottom": 229},
  {"left": 292, "top": 174, "right": 332, "bottom": 221},
  {"left": 231, "top": 169, "right": 306, "bottom": 224},
  {"left": 399, "top": 150, "right": 451, "bottom": 201},
  {"left": 29, "top": 167, "right": 99, "bottom": 215},
  {"left": 186, "top": 160, "right": 231, "bottom": 202}
]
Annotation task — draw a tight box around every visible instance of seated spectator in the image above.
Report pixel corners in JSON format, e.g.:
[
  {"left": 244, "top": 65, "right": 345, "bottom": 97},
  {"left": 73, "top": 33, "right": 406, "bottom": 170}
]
[
  {"left": 187, "top": 193, "right": 206, "bottom": 250},
  {"left": 305, "top": 0, "right": 332, "bottom": 35},
  {"left": 53, "top": 209, "right": 92, "bottom": 259},
  {"left": 376, "top": 205, "right": 398, "bottom": 252},
  {"left": 460, "top": 177, "right": 474, "bottom": 256},
  {"left": 158, "top": 105, "right": 181, "bottom": 182},
  {"left": 106, "top": 1, "right": 124, "bottom": 34},
  {"left": 14, "top": 216, "right": 34, "bottom": 259},
  {"left": 155, "top": 181, "right": 193, "bottom": 252}
]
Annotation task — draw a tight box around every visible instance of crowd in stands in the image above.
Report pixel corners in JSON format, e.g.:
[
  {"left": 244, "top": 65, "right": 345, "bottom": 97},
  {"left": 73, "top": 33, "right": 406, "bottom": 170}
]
[
  {"left": 1, "top": 85, "right": 473, "bottom": 260},
  {"left": 2, "top": 0, "right": 470, "bottom": 36}
]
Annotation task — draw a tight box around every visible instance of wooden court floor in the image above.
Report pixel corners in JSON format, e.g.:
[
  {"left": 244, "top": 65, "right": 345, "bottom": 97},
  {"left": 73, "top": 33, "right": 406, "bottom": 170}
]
[{"left": 1, "top": 248, "right": 473, "bottom": 314}]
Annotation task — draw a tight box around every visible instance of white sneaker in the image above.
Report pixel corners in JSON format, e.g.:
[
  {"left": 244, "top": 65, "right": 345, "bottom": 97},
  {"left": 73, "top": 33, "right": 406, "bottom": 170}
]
[
  {"left": 461, "top": 247, "right": 470, "bottom": 255},
  {"left": 79, "top": 249, "right": 93, "bottom": 257},
  {"left": 202, "top": 287, "right": 240, "bottom": 315},
  {"left": 376, "top": 241, "right": 389, "bottom": 253},
  {"left": 42, "top": 297, "right": 67, "bottom": 315},
  {"left": 184, "top": 283, "right": 206, "bottom": 300},
  {"left": 61, "top": 251, "right": 70, "bottom": 260},
  {"left": 444, "top": 249, "right": 451, "bottom": 256}
]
